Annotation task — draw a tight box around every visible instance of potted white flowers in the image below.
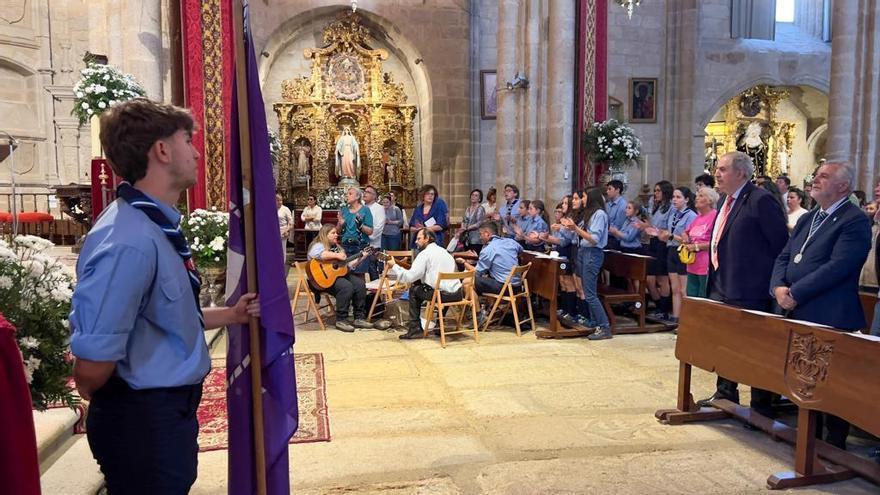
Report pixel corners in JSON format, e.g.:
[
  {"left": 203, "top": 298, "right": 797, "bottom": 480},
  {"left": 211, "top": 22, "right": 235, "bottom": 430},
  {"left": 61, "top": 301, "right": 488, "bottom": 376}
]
[
  {"left": 71, "top": 62, "right": 146, "bottom": 126},
  {"left": 583, "top": 119, "right": 642, "bottom": 182},
  {"left": 0, "top": 236, "right": 76, "bottom": 410}
]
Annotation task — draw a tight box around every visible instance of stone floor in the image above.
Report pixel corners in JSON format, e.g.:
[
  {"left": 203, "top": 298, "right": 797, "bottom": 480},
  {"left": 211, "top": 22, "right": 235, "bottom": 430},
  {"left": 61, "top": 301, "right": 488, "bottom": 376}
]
[{"left": 191, "top": 312, "right": 878, "bottom": 495}]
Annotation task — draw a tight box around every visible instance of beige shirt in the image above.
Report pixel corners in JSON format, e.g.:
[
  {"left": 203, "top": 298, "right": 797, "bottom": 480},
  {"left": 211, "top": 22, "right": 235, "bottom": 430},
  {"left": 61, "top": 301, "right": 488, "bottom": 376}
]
[{"left": 301, "top": 205, "right": 323, "bottom": 230}]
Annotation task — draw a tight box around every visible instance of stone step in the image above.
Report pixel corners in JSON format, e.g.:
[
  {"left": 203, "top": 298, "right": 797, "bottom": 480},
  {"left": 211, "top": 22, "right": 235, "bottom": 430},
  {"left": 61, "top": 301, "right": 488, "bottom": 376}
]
[
  {"left": 34, "top": 407, "right": 81, "bottom": 471},
  {"left": 40, "top": 434, "right": 103, "bottom": 495}
]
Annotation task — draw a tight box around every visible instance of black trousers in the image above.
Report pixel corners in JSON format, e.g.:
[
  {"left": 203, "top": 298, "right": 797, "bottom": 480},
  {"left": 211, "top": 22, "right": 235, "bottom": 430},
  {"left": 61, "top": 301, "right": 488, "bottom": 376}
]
[
  {"left": 86, "top": 376, "right": 203, "bottom": 495},
  {"left": 708, "top": 278, "right": 774, "bottom": 411},
  {"left": 409, "top": 283, "right": 463, "bottom": 330},
  {"left": 323, "top": 273, "right": 366, "bottom": 320}
]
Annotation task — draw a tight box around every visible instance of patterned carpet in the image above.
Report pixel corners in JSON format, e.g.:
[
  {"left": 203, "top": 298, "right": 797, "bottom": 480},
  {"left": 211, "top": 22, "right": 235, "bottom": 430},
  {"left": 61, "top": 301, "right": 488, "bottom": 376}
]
[{"left": 196, "top": 353, "right": 330, "bottom": 452}]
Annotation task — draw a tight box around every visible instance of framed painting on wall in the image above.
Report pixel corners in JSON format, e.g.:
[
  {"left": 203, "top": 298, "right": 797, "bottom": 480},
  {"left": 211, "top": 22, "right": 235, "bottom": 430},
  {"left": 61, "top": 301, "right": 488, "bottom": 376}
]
[
  {"left": 629, "top": 78, "right": 657, "bottom": 123},
  {"left": 480, "top": 70, "right": 497, "bottom": 120}
]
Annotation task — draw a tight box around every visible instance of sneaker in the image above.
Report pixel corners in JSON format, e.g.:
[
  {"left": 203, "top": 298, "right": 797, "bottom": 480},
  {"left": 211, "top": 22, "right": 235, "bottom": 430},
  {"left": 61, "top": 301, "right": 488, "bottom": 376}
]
[
  {"left": 335, "top": 320, "right": 355, "bottom": 332},
  {"left": 573, "top": 315, "right": 591, "bottom": 327},
  {"left": 476, "top": 310, "right": 488, "bottom": 328},
  {"left": 647, "top": 311, "right": 667, "bottom": 321},
  {"left": 587, "top": 327, "right": 612, "bottom": 340},
  {"left": 352, "top": 319, "right": 374, "bottom": 329}
]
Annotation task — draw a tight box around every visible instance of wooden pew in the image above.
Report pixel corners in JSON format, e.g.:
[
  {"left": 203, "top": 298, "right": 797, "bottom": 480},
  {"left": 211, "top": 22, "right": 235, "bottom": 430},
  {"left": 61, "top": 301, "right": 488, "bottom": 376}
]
[
  {"left": 519, "top": 251, "right": 565, "bottom": 337},
  {"left": 655, "top": 297, "right": 880, "bottom": 490},
  {"left": 598, "top": 250, "right": 667, "bottom": 334}
]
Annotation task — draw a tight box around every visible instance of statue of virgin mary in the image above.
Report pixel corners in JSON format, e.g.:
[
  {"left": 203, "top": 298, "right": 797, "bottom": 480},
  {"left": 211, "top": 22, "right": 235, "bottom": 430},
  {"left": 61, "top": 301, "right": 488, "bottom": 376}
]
[{"left": 335, "top": 127, "right": 361, "bottom": 179}]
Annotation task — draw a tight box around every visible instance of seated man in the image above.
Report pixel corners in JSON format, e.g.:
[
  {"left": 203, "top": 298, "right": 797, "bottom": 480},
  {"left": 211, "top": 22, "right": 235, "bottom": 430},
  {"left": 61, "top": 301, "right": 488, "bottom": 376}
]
[
  {"left": 307, "top": 224, "right": 373, "bottom": 333},
  {"left": 462, "top": 221, "right": 523, "bottom": 295},
  {"left": 387, "top": 228, "right": 462, "bottom": 340}
]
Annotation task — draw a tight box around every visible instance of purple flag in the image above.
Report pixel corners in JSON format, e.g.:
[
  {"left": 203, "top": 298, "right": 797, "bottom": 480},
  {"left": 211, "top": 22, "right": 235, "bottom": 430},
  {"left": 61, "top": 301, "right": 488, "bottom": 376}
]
[{"left": 225, "top": 3, "right": 297, "bottom": 494}]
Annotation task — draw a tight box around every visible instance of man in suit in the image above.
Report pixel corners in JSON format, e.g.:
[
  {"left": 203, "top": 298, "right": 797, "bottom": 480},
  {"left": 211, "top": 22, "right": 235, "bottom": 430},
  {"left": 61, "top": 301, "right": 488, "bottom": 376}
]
[
  {"left": 697, "top": 151, "right": 789, "bottom": 415},
  {"left": 771, "top": 161, "right": 871, "bottom": 449}
]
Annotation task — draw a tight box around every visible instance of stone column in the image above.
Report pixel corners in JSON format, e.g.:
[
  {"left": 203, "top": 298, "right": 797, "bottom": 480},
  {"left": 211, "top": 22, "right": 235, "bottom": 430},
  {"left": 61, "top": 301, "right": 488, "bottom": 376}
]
[
  {"left": 825, "top": 0, "right": 880, "bottom": 190},
  {"left": 126, "top": 0, "right": 164, "bottom": 100},
  {"left": 544, "top": 0, "right": 576, "bottom": 203},
  {"left": 495, "top": 0, "right": 520, "bottom": 193},
  {"left": 661, "top": 0, "right": 700, "bottom": 183}
]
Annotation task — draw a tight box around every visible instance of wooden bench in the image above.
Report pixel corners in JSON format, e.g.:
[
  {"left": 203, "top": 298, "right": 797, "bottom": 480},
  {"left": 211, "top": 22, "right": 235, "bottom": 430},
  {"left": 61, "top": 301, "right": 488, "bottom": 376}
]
[
  {"left": 655, "top": 297, "right": 880, "bottom": 490},
  {"left": 598, "top": 250, "right": 664, "bottom": 334}
]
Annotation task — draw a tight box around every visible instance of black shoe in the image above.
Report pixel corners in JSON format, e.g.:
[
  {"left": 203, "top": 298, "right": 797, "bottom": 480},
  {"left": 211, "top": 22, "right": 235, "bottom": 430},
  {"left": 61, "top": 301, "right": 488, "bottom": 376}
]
[
  {"left": 352, "top": 319, "right": 374, "bottom": 329},
  {"left": 335, "top": 320, "right": 355, "bottom": 333},
  {"left": 399, "top": 328, "right": 423, "bottom": 340},
  {"left": 696, "top": 391, "right": 739, "bottom": 408}
]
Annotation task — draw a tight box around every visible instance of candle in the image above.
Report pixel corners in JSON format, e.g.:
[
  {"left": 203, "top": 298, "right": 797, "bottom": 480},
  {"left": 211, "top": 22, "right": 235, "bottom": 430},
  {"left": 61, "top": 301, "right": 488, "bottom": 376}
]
[{"left": 642, "top": 154, "right": 649, "bottom": 187}]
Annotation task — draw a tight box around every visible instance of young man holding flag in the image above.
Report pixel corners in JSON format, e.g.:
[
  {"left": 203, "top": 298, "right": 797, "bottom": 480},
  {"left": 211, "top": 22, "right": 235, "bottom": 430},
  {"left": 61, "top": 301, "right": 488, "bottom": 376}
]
[{"left": 69, "top": 99, "right": 262, "bottom": 493}]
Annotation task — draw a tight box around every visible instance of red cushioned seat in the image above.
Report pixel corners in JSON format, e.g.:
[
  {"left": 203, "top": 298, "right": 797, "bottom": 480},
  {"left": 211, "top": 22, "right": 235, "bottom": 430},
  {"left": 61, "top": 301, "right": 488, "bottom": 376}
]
[
  {"left": 0, "top": 212, "right": 11, "bottom": 222},
  {"left": 16, "top": 212, "right": 54, "bottom": 223}
]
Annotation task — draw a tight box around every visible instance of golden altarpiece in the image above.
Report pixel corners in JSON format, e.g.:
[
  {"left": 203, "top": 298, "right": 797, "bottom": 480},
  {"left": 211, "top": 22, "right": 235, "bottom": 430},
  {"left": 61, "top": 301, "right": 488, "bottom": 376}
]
[
  {"left": 704, "top": 85, "right": 796, "bottom": 177},
  {"left": 273, "top": 12, "right": 418, "bottom": 206}
]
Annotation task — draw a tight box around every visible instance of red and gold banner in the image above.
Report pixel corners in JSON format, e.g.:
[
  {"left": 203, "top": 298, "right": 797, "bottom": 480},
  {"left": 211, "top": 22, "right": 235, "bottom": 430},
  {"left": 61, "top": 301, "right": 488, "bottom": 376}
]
[
  {"left": 575, "top": 0, "right": 608, "bottom": 187},
  {"left": 181, "top": 0, "right": 235, "bottom": 211}
]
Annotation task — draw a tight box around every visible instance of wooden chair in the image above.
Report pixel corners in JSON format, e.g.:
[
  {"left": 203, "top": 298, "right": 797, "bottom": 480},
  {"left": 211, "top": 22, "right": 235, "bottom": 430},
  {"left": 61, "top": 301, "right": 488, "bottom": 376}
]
[
  {"left": 367, "top": 250, "right": 413, "bottom": 320},
  {"left": 481, "top": 263, "right": 535, "bottom": 336},
  {"left": 290, "top": 261, "right": 335, "bottom": 330},
  {"left": 423, "top": 271, "right": 480, "bottom": 348}
]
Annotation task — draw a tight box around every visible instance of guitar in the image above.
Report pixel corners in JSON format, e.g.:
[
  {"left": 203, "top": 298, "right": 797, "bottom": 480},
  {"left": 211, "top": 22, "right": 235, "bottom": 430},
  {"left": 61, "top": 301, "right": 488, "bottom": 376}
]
[{"left": 306, "top": 247, "right": 373, "bottom": 290}]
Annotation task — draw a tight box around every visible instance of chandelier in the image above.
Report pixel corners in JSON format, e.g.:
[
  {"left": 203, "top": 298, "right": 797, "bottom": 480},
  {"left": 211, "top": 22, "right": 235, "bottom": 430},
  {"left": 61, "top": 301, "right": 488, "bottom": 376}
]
[
  {"left": 616, "top": 0, "right": 641, "bottom": 19},
  {"left": 351, "top": 0, "right": 357, "bottom": 13}
]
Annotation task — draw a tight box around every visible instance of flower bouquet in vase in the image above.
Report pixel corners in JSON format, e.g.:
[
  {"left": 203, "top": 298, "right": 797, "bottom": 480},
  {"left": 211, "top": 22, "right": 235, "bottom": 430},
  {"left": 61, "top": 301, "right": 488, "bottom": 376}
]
[
  {"left": 583, "top": 119, "right": 642, "bottom": 185},
  {"left": 181, "top": 207, "right": 229, "bottom": 307}
]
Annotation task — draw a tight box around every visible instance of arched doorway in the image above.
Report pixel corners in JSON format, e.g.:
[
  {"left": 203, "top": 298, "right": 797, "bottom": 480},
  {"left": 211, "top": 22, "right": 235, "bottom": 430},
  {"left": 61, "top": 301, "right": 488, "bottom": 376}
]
[{"left": 702, "top": 84, "right": 828, "bottom": 187}]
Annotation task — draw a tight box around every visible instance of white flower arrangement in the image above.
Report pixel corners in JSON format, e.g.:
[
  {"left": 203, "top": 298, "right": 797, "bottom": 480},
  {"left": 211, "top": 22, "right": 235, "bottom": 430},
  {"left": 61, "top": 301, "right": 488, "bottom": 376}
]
[
  {"left": 0, "top": 235, "right": 77, "bottom": 410},
  {"left": 583, "top": 119, "right": 642, "bottom": 167},
  {"left": 317, "top": 187, "right": 347, "bottom": 210},
  {"left": 181, "top": 207, "right": 229, "bottom": 270},
  {"left": 71, "top": 62, "right": 146, "bottom": 125}
]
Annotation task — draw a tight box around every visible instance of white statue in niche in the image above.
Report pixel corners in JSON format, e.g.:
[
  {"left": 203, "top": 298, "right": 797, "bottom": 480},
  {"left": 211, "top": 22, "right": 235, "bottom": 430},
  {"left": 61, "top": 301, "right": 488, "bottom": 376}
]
[
  {"left": 334, "top": 127, "right": 360, "bottom": 179},
  {"left": 295, "top": 144, "right": 311, "bottom": 177}
]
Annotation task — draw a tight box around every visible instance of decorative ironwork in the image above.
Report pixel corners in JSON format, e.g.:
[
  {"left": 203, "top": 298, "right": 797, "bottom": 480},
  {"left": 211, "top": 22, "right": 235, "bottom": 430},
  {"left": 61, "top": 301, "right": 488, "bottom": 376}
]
[{"left": 786, "top": 332, "right": 834, "bottom": 400}]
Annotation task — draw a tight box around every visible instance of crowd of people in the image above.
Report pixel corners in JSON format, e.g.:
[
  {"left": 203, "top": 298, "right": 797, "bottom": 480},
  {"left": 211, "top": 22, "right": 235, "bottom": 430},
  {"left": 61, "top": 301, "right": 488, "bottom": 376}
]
[{"left": 284, "top": 151, "right": 880, "bottom": 349}]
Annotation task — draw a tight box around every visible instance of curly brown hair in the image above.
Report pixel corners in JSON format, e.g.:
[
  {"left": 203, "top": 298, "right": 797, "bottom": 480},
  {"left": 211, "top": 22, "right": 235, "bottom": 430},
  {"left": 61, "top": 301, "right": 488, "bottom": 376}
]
[{"left": 99, "top": 98, "right": 195, "bottom": 183}]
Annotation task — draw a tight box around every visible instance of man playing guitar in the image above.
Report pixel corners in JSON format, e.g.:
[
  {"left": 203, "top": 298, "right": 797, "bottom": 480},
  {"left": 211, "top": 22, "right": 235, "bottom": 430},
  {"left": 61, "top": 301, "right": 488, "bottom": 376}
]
[{"left": 307, "top": 224, "right": 374, "bottom": 332}]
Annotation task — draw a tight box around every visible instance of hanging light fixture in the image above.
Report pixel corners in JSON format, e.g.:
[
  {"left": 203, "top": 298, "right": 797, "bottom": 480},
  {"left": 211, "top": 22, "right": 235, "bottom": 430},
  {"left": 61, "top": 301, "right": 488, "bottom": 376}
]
[
  {"left": 616, "top": 0, "right": 641, "bottom": 20},
  {"left": 351, "top": 0, "right": 358, "bottom": 13}
]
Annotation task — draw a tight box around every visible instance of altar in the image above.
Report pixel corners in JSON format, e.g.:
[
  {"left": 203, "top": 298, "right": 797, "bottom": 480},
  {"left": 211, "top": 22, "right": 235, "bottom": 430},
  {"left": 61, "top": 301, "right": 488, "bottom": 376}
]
[{"left": 273, "top": 12, "right": 418, "bottom": 206}]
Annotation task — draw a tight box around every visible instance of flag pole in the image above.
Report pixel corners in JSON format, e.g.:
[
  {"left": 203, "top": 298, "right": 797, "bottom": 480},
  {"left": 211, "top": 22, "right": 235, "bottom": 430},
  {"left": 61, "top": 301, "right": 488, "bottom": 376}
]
[{"left": 231, "top": 1, "right": 268, "bottom": 494}]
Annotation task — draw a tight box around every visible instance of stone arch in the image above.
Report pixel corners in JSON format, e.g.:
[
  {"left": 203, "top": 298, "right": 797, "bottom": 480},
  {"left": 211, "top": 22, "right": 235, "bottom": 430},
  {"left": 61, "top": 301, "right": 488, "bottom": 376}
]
[
  {"left": 695, "top": 74, "right": 830, "bottom": 133},
  {"left": 257, "top": 7, "right": 433, "bottom": 178},
  {"left": 806, "top": 123, "right": 828, "bottom": 165}
]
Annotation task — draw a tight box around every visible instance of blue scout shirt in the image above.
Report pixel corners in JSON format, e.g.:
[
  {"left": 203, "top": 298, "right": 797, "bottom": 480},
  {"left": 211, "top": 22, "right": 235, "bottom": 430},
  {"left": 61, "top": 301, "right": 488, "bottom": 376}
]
[
  {"left": 70, "top": 197, "right": 209, "bottom": 389},
  {"left": 476, "top": 235, "right": 523, "bottom": 284}
]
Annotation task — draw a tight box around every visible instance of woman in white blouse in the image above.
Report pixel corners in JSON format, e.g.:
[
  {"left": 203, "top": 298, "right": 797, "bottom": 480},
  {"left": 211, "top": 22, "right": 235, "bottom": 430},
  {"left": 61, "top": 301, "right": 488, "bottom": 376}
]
[
  {"left": 301, "top": 194, "right": 323, "bottom": 246},
  {"left": 786, "top": 187, "right": 808, "bottom": 231}
]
